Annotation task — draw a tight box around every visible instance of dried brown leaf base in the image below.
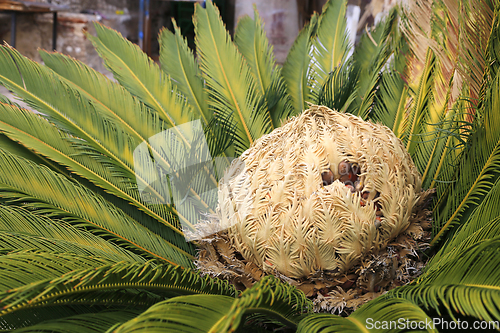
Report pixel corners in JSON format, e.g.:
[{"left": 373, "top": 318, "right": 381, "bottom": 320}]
[{"left": 195, "top": 189, "right": 435, "bottom": 316}]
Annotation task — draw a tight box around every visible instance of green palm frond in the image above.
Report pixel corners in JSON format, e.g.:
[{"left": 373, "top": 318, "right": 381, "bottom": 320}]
[
  {"left": 39, "top": 50, "right": 164, "bottom": 144},
  {"left": 371, "top": 69, "right": 408, "bottom": 137},
  {"left": 211, "top": 275, "right": 312, "bottom": 331},
  {"left": 297, "top": 298, "right": 435, "bottom": 332},
  {"left": 282, "top": 13, "right": 318, "bottom": 115},
  {"left": 350, "top": 10, "right": 400, "bottom": 120},
  {"left": 159, "top": 20, "right": 209, "bottom": 124},
  {"left": 0, "top": 305, "right": 121, "bottom": 331},
  {"left": 316, "top": 8, "right": 401, "bottom": 120},
  {"left": 0, "top": 99, "right": 186, "bottom": 238},
  {"left": 310, "top": 0, "right": 350, "bottom": 98},
  {"left": 429, "top": 176, "right": 500, "bottom": 266},
  {"left": 432, "top": 71, "right": 500, "bottom": 245},
  {"left": 112, "top": 276, "right": 310, "bottom": 333},
  {"left": 0, "top": 148, "right": 193, "bottom": 266},
  {"left": 39, "top": 50, "right": 221, "bottom": 239},
  {"left": 0, "top": 46, "right": 138, "bottom": 179},
  {"left": 194, "top": 1, "right": 272, "bottom": 153},
  {"left": 391, "top": 238, "right": 500, "bottom": 323},
  {"left": 89, "top": 24, "right": 195, "bottom": 138},
  {"left": 0, "top": 205, "right": 144, "bottom": 261},
  {"left": 235, "top": 8, "right": 292, "bottom": 127},
  {"left": 11, "top": 310, "right": 141, "bottom": 333},
  {"left": 317, "top": 60, "right": 358, "bottom": 113},
  {"left": 112, "top": 295, "right": 236, "bottom": 333},
  {"left": 0, "top": 256, "right": 236, "bottom": 316}
]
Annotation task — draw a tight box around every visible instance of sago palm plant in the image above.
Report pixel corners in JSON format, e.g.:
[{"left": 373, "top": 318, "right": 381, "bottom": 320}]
[{"left": 0, "top": 0, "right": 499, "bottom": 331}]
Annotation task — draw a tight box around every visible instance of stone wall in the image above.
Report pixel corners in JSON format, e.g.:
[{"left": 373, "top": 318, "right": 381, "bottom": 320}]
[{"left": 0, "top": 0, "right": 170, "bottom": 72}]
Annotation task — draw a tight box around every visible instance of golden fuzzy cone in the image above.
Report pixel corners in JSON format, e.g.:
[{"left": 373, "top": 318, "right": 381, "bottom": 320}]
[{"left": 218, "top": 105, "right": 422, "bottom": 279}]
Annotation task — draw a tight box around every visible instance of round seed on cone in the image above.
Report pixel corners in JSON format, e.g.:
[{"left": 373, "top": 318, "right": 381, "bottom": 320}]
[
  {"left": 321, "top": 170, "right": 334, "bottom": 185},
  {"left": 339, "top": 161, "right": 350, "bottom": 176}
]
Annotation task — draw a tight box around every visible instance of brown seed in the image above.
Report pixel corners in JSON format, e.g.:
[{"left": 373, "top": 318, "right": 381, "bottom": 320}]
[
  {"left": 362, "top": 191, "right": 370, "bottom": 200},
  {"left": 348, "top": 170, "right": 358, "bottom": 182},
  {"left": 338, "top": 161, "right": 351, "bottom": 176},
  {"left": 321, "top": 170, "right": 334, "bottom": 185},
  {"left": 339, "top": 174, "right": 350, "bottom": 183}
]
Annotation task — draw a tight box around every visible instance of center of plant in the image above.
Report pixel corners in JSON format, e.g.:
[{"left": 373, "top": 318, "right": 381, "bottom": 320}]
[{"left": 197, "top": 105, "right": 433, "bottom": 314}]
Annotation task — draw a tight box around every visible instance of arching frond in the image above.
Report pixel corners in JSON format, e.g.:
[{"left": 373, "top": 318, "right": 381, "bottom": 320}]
[
  {"left": 391, "top": 238, "right": 500, "bottom": 323},
  {"left": 297, "top": 297, "right": 436, "bottom": 332},
  {"left": 429, "top": 177, "right": 500, "bottom": 266},
  {"left": 0, "top": 98, "right": 188, "bottom": 241},
  {"left": 112, "top": 295, "right": 236, "bottom": 333},
  {"left": 0, "top": 204, "right": 144, "bottom": 262},
  {"left": 317, "top": 59, "right": 358, "bottom": 113},
  {"left": 194, "top": 1, "right": 272, "bottom": 154},
  {"left": 310, "top": 0, "right": 350, "bottom": 97},
  {"left": 0, "top": 255, "right": 236, "bottom": 317},
  {"left": 38, "top": 50, "right": 223, "bottom": 241},
  {"left": 159, "top": 20, "right": 209, "bottom": 124},
  {"left": 350, "top": 9, "right": 400, "bottom": 120},
  {"left": 112, "top": 276, "right": 311, "bottom": 333},
  {"left": 0, "top": 148, "right": 193, "bottom": 266},
  {"left": 432, "top": 71, "right": 500, "bottom": 245},
  {"left": 0, "top": 46, "right": 138, "bottom": 180},
  {"left": 235, "top": 8, "right": 292, "bottom": 127},
  {"left": 89, "top": 23, "right": 195, "bottom": 138},
  {"left": 11, "top": 310, "right": 140, "bottom": 333},
  {"left": 282, "top": 13, "right": 318, "bottom": 115}
]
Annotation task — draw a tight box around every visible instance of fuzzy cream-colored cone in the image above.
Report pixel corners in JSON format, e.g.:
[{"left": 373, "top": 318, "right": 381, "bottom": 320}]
[{"left": 196, "top": 105, "right": 432, "bottom": 314}]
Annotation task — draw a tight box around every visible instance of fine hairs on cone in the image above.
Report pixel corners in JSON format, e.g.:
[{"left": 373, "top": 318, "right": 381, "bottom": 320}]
[{"left": 196, "top": 105, "right": 433, "bottom": 314}]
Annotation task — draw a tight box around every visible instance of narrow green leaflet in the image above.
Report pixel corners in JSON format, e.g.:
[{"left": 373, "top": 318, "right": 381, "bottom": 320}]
[
  {"left": 89, "top": 23, "right": 195, "bottom": 144},
  {"left": 159, "top": 21, "right": 209, "bottom": 124},
  {"left": 392, "top": 238, "right": 500, "bottom": 323},
  {"left": 0, "top": 148, "right": 193, "bottom": 266},
  {"left": 12, "top": 310, "right": 141, "bottom": 333},
  {"left": 0, "top": 257, "right": 236, "bottom": 316},
  {"left": 310, "top": 0, "right": 350, "bottom": 96},
  {"left": 112, "top": 276, "right": 310, "bottom": 333},
  {"left": 297, "top": 297, "right": 436, "bottom": 332},
  {"left": 194, "top": 1, "right": 272, "bottom": 153},
  {"left": 282, "top": 13, "right": 318, "bottom": 115},
  {"left": 235, "top": 8, "right": 291, "bottom": 128}
]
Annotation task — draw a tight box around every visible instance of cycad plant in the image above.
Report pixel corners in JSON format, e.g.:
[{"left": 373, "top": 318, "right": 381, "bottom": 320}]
[{"left": 0, "top": 0, "right": 499, "bottom": 331}]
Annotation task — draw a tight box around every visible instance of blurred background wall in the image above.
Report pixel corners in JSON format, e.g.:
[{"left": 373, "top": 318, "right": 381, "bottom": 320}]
[{"left": 0, "top": 0, "right": 394, "bottom": 71}]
